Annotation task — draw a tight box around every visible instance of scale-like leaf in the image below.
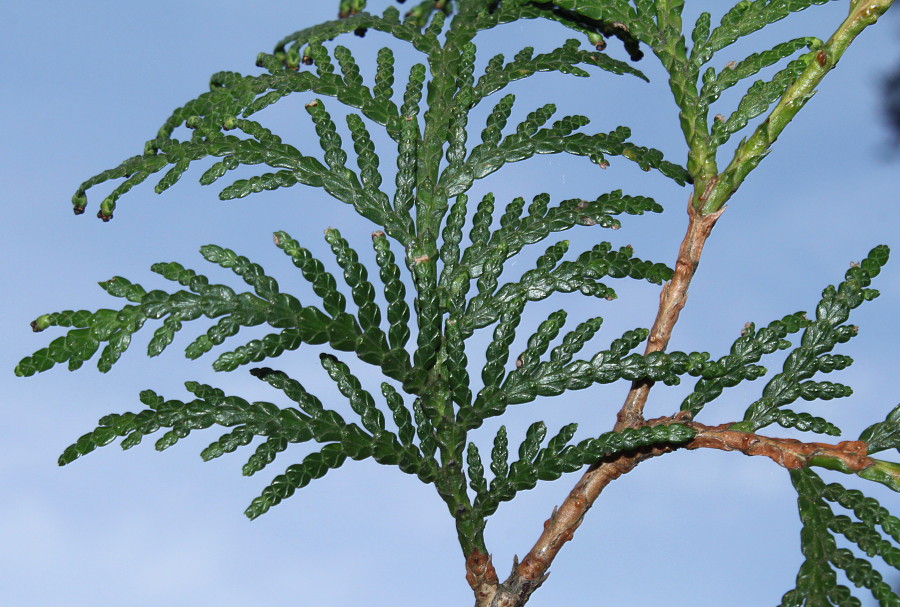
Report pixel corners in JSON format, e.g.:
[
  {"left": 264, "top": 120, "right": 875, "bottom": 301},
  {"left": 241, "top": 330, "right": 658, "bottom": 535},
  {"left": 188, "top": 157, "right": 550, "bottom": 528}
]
[
  {"left": 472, "top": 39, "right": 647, "bottom": 105},
  {"left": 393, "top": 64, "right": 425, "bottom": 221},
  {"left": 706, "top": 0, "right": 834, "bottom": 57},
  {"left": 438, "top": 193, "right": 469, "bottom": 310},
  {"left": 372, "top": 231, "right": 412, "bottom": 351},
  {"left": 446, "top": 319, "right": 472, "bottom": 408},
  {"left": 382, "top": 383, "right": 418, "bottom": 451},
  {"left": 737, "top": 246, "right": 889, "bottom": 434},
  {"left": 860, "top": 404, "right": 900, "bottom": 455},
  {"left": 782, "top": 469, "right": 900, "bottom": 606},
  {"left": 466, "top": 442, "right": 488, "bottom": 496}
]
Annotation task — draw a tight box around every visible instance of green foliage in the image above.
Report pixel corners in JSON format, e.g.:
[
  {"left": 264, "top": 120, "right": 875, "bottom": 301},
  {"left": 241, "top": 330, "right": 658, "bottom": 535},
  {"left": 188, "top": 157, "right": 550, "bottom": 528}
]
[
  {"left": 470, "top": 421, "right": 696, "bottom": 517},
  {"left": 19, "top": 1, "right": 897, "bottom": 604},
  {"left": 861, "top": 404, "right": 900, "bottom": 455},
  {"left": 733, "top": 245, "right": 888, "bottom": 435},
  {"left": 784, "top": 469, "right": 900, "bottom": 606}
]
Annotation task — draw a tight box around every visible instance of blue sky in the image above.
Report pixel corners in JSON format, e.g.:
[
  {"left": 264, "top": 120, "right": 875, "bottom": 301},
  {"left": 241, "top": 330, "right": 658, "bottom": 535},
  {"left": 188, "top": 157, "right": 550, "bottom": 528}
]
[{"left": 2, "top": 2, "right": 898, "bottom": 606}]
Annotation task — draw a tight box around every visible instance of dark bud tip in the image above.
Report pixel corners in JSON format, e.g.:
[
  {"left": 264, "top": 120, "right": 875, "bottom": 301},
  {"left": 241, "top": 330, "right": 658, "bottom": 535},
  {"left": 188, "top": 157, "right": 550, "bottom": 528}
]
[
  {"left": 73, "top": 206, "right": 86, "bottom": 215},
  {"left": 354, "top": 27, "right": 367, "bottom": 37},
  {"left": 588, "top": 33, "right": 607, "bottom": 51},
  {"left": 250, "top": 367, "right": 274, "bottom": 379},
  {"left": 97, "top": 210, "right": 113, "bottom": 222},
  {"left": 31, "top": 314, "right": 51, "bottom": 332}
]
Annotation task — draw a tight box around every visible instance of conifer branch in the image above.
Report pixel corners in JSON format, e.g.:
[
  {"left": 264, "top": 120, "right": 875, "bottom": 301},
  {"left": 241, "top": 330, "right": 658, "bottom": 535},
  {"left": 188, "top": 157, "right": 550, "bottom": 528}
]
[
  {"left": 470, "top": 195, "right": 727, "bottom": 605},
  {"left": 616, "top": 199, "right": 725, "bottom": 430},
  {"left": 18, "top": 2, "right": 897, "bottom": 606},
  {"left": 469, "top": 415, "right": 891, "bottom": 607},
  {"left": 702, "top": 0, "right": 894, "bottom": 214}
]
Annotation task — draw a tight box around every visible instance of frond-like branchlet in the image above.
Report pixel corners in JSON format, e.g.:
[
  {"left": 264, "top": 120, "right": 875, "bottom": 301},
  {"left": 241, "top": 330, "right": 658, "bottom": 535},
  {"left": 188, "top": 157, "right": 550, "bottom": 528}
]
[
  {"left": 782, "top": 468, "right": 900, "bottom": 606},
  {"left": 17, "top": 237, "right": 410, "bottom": 382},
  {"left": 22, "top": 3, "right": 896, "bottom": 584},
  {"left": 460, "top": 241, "right": 672, "bottom": 336},
  {"left": 861, "top": 403, "right": 900, "bottom": 456},
  {"left": 734, "top": 246, "right": 890, "bottom": 435},
  {"left": 471, "top": 422, "right": 696, "bottom": 518},
  {"left": 472, "top": 38, "right": 647, "bottom": 106},
  {"left": 679, "top": 312, "right": 807, "bottom": 418}
]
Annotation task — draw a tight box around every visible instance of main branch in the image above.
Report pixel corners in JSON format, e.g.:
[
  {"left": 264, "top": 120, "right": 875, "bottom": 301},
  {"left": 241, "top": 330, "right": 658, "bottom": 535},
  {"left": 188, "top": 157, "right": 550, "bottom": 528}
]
[
  {"left": 616, "top": 199, "right": 724, "bottom": 430},
  {"left": 464, "top": 3, "right": 895, "bottom": 603},
  {"left": 467, "top": 418, "right": 877, "bottom": 607},
  {"left": 467, "top": 198, "right": 723, "bottom": 606}
]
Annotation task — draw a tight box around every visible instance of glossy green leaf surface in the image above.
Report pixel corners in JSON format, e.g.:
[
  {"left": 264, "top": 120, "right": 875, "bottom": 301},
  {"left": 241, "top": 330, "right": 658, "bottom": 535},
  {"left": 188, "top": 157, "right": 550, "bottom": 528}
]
[
  {"left": 19, "top": 3, "right": 897, "bottom": 598},
  {"left": 783, "top": 469, "right": 900, "bottom": 606}
]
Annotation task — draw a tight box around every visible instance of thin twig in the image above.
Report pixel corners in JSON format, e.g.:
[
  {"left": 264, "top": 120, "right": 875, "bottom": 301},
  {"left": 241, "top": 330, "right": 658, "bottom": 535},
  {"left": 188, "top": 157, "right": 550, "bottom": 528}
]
[
  {"left": 468, "top": 199, "right": 724, "bottom": 606},
  {"left": 472, "top": 419, "right": 874, "bottom": 606},
  {"left": 616, "top": 199, "right": 724, "bottom": 430},
  {"left": 685, "top": 422, "right": 872, "bottom": 471}
]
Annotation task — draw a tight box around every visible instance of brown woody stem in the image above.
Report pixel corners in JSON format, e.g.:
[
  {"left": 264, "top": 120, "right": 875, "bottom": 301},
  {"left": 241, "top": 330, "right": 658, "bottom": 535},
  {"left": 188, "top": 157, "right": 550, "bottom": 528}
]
[
  {"left": 616, "top": 199, "right": 724, "bottom": 430},
  {"left": 465, "top": 4, "right": 895, "bottom": 603},
  {"left": 685, "top": 423, "right": 873, "bottom": 471},
  {"left": 468, "top": 199, "right": 724, "bottom": 606},
  {"left": 470, "top": 419, "right": 874, "bottom": 606}
]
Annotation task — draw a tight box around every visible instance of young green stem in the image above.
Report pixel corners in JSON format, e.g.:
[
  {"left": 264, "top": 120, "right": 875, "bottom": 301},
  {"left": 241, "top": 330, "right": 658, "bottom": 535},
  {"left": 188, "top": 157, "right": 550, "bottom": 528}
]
[{"left": 701, "top": 0, "right": 894, "bottom": 214}]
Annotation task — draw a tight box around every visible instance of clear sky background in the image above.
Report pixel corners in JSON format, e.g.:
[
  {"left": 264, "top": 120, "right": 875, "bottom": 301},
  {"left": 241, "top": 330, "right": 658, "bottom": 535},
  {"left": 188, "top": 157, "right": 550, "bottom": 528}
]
[{"left": 2, "top": 2, "right": 899, "bottom": 606}]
